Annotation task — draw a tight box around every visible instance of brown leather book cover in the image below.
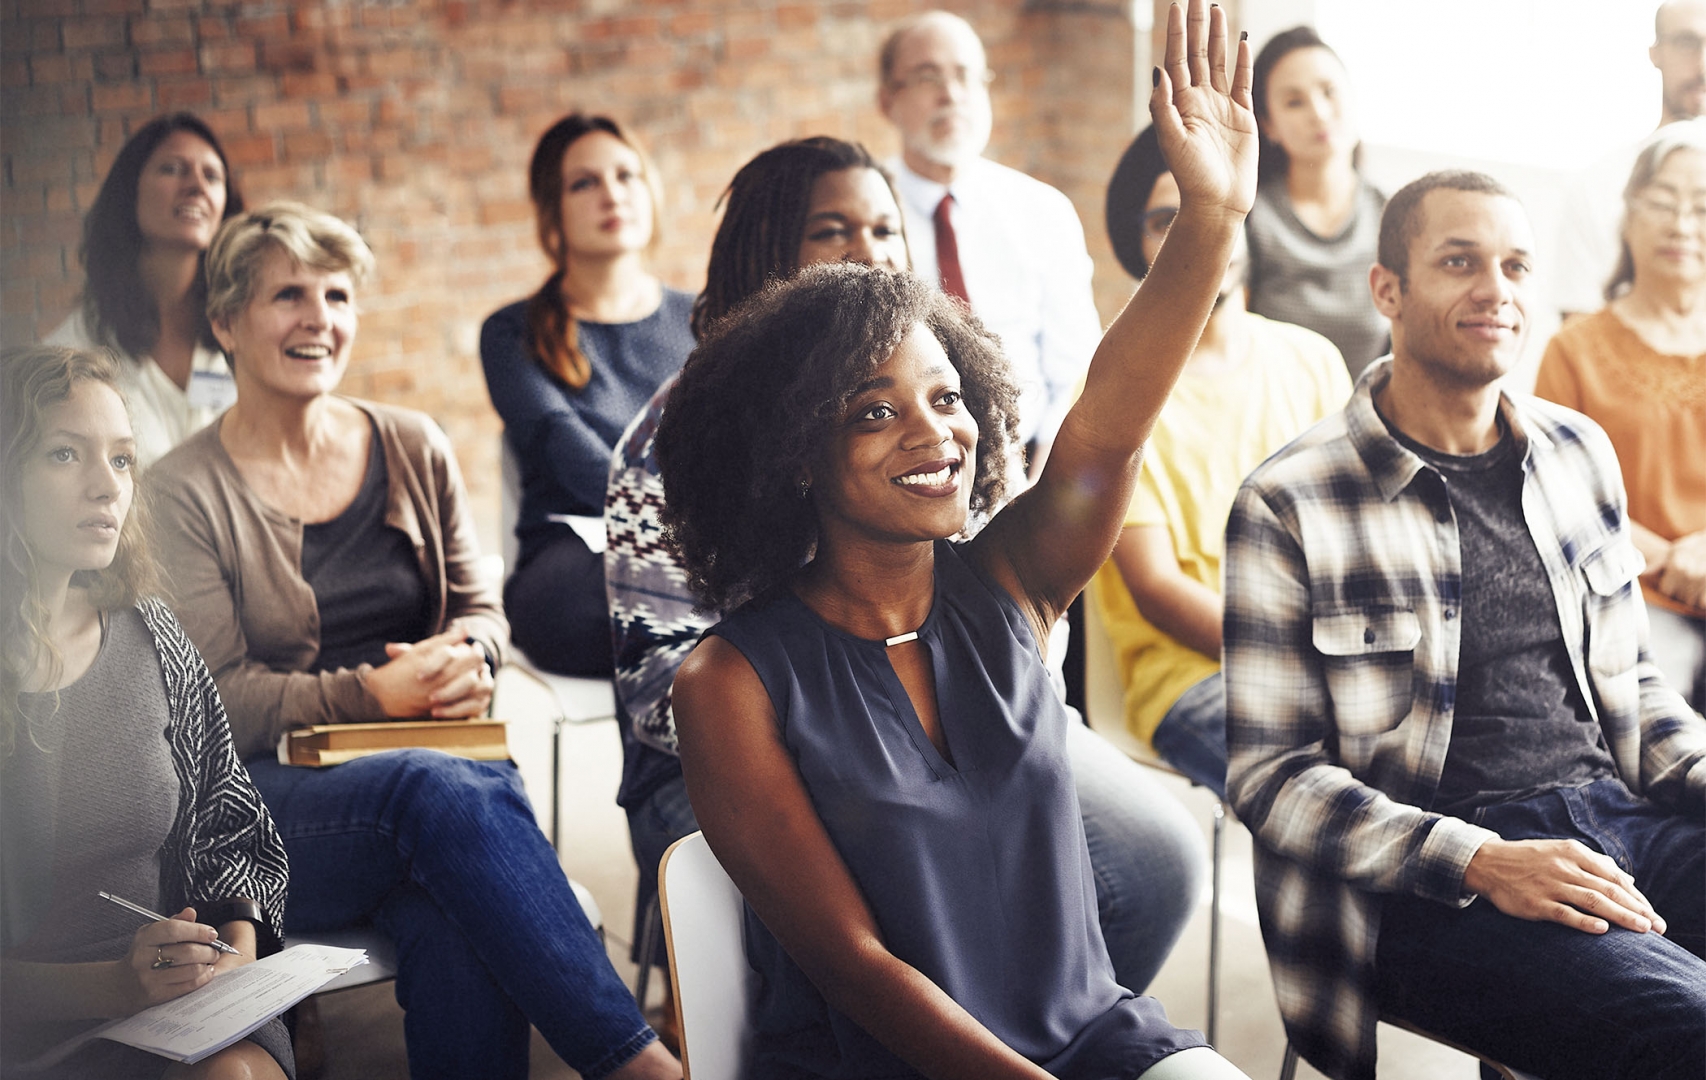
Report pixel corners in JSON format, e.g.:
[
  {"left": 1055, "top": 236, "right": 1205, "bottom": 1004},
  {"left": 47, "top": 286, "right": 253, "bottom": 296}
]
[{"left": 283, "top": 720, "right": 510, "bottom": 767}]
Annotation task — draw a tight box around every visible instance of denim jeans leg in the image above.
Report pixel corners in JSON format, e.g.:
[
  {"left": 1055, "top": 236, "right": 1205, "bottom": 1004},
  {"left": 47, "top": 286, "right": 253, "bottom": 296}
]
[
  {"left": 248, "top": 751, "right": 656, "bottom": 1080},
  {"left": 379, "top": 882, "right": 531, "bottom": 1080},
  {"left": 625, "top": 773, "right": 701, "bottom": 967},
  {"left": 1375, "top": 782, "right": 1706, "bottom": 1080},
  {"left": 1066, "top": 718, "right": 1208, "bottom": 993},
  {"left": 1148, "top": 672, "right": 1228, "bottom": 799}
]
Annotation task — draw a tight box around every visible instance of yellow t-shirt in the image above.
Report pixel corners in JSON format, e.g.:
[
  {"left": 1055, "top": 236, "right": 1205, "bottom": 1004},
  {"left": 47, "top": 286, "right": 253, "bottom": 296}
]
[{"left": 1090, "top": 313, "right": 1352, "bottom": 743}]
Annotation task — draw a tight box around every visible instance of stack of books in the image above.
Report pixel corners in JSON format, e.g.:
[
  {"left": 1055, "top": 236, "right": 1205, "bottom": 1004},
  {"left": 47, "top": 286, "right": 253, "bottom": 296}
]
[{"left": 281, "top": 720, "right": 509, "bottom": 767}]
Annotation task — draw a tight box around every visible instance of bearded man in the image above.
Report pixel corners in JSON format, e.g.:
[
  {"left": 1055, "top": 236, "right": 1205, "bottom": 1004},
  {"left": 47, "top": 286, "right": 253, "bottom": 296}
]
[{"left": 877, "top": 10, "right": 1103, "bottom": 473}]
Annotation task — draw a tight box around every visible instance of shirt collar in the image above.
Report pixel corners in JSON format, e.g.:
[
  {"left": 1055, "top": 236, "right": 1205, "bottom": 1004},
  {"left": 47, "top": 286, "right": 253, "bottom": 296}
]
[
  {"left": 891, "top": 156, "right": 983, "bottom": 217},
  {"left": 1347, "top": 356, "right": 1543, "bottom": 502}
]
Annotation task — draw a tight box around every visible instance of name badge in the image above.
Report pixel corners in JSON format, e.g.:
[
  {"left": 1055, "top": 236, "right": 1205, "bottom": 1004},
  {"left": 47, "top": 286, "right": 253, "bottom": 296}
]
[{"left": 187, "top": 368, "right": 239, "bottom": 413}]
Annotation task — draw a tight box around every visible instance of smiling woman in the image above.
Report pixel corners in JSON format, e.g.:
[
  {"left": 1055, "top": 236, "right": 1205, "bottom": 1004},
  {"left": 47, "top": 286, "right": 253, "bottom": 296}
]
[
  {"left": 147, "top": 202, "right": 680, "bottom": 1080},
  {"left": 648, "top": 6, "right": 1258, "bottom": 1077},
  {"left": 45, "top": 114, "right": 246, "bottom": 467}
]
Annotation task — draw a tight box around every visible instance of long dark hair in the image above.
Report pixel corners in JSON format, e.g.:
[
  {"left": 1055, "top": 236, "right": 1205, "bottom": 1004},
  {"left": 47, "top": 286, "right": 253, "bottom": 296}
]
[
  {"left": 524, "top": 113, "right": 661, "bottom": 392},
  {"left": 690, "top": 137, "right": 901, "bottom": 341},
  {"left": 79, "top": 113, "right": 244, "bottom": 358},
  {"left": 1251, "top": 26, "right": 1356, "bottom": 185}
]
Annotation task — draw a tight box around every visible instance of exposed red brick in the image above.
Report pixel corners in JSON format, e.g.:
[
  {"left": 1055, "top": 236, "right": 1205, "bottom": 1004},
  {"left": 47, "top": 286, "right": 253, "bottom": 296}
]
[
  {"left": 199, "top": 40, "right": 255, "bottom": 73},
  {"left": 60, "top": 17, "right": 124, "bottom": 49},
  {"left": 89, "top": 80, "right": 149, "bottom": 111},
  {"left": 137, "top": 47, "right": 196, "bottom": 75}
]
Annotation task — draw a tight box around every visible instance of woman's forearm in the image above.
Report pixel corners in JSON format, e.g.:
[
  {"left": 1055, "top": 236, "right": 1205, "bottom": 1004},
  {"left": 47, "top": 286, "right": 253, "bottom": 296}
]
[{"left": 1, "top": 959, "right": 129, "bottom": 1024}]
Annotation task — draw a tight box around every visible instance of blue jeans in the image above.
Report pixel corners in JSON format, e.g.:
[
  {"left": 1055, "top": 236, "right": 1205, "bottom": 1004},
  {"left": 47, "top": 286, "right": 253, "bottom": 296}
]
[
  {"left": 625, "top": 718, "right": 1207, "bottom": 994},
  {"left": 248, "top": 751, "right": 655, "bottom": 1080},
  {"left": 1150, "top": 672, "right": 1227, "bottom": 799},
  {"left": 1375, "top": 779, "right": 1706, "bottom": 1080}
]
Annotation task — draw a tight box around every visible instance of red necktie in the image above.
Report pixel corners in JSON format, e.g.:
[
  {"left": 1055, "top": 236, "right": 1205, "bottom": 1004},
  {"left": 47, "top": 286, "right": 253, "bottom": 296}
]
[{"left": 933, "top": 193, "right": 970, "bottom": 304}]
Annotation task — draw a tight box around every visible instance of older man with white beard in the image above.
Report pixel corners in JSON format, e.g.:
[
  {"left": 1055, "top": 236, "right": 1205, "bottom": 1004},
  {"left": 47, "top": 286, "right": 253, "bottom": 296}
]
[{"left": 877, "top": 10, "right": 1103, "bottom": 472}]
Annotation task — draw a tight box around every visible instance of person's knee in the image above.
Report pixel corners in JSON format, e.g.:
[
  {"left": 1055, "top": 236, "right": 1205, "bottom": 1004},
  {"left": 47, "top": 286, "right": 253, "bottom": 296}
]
[
  {"left": 167, "top": 1041, "right": 286, "bottom": 1080},
  {"left": 385, "top": 750, "right": 531, "bottom": 826}
]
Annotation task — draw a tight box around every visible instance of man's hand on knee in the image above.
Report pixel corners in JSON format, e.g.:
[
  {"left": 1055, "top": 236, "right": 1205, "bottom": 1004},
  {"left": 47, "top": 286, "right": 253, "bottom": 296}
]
[{"left": 1462, "top": 837, "right": 1667, "bottom": 936}]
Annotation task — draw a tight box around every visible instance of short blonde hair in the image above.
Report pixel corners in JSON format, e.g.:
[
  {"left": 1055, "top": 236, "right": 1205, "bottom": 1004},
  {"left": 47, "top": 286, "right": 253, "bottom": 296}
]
[{"left": 205, "top": 200, "right": 376, "bottom": 327}]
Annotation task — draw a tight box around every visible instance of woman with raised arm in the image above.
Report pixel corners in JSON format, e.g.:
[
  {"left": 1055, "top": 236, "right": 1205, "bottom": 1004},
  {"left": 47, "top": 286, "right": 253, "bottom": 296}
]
[
  {"left": 481, "top": 114, "right": 693, "bottom": 677},
  {"left": 655, "top": 5, "right": 1256, "bottom": 1078},
  {"left": 148, "top": 203, "right": 680, "bottom": 1080},
  {"left": 1, "top": 345, "right": 291, "bottom": 1080},
  {"left": 1245, "top": 27, "right": 1387, "bottom": 380},
  {"left": 1536, "top": 119, "right": 1706, "bottom": 710},
  {"left": 46, "top": 113, "right": 244, "bottom": 467},
  {"left": 609, "top": 136, "right": 1206, "bottom": 1020}
]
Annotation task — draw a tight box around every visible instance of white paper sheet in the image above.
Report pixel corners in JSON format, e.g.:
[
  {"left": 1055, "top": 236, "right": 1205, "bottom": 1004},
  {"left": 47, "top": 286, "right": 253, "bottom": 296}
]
[{"left": 21, "top": 943, "right": 367, "bottom": 1069}]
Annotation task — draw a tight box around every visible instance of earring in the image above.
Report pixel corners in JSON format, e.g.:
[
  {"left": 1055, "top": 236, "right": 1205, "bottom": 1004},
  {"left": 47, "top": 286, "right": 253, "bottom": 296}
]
[{"left": 798, "top": 479, "right": 811, "bottom": 499}]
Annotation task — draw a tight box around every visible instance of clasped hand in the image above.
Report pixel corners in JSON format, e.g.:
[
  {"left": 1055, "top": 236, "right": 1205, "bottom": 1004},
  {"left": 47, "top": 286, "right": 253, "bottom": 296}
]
[
  {"left": 1653, "top": 529, "right": 1706, "bottom": 613},
  {"left": 368, "top": 620, "right": 495, "bottom": 718},
  {"left": 1463, "top": 837, "right": 1666, "bottom": 937}
]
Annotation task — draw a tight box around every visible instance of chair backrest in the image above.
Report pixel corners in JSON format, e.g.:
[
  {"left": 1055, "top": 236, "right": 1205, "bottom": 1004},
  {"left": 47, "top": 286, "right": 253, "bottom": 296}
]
[
  {"left": 499, "top": 435, "right": 522, "bottom": 577},
  {"left": 658, "top": 831, "right": 759, "bottom": 1080},
  {"left": 1080, "top": 582, "right": 1168, "bottom": 768}
]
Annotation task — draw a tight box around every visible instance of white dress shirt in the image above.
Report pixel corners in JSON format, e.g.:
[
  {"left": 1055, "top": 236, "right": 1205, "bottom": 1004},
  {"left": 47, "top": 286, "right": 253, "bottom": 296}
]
[
  {"left": 47, "top": 308, "right": 236, "bottom": 468},
  {"left": 891, "top": 157, "right": 1103, "bottom": 449}
]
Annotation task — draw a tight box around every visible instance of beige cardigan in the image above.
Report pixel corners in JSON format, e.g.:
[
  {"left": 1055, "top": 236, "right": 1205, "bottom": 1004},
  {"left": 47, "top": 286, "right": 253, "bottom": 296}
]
[{"left": 150, "top": 399, "right": 509, "bottom": 760}]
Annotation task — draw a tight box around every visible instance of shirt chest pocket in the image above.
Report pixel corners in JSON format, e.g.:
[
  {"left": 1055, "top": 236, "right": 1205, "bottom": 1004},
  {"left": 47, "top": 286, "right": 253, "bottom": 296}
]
[
  {"left": 1579, "top": 541, "right": 1642, "bottom": 680},
  {"left": 1313, "top": 608, "right": 1421, "bottom": 739}
]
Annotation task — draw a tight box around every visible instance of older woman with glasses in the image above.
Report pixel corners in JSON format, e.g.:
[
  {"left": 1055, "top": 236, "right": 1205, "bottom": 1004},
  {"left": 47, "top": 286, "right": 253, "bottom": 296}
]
[
  {"left": 1537, "top": 119, "right": 1706, "bottom": 711},
  {"left": 149, "top": 202, "right": 680, "bottom": 1080}
]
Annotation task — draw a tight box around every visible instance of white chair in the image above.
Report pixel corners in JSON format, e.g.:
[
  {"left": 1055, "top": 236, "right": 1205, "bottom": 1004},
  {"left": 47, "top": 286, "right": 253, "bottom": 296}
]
[
  {"left": 658, "top": 832, "right": 759, "bottom": 1080},
  {"left": 1081, "top": 590, "right": 1226, "bottom": 1046},
  {"left": 496, "top": 435, "right": 620, "bottom": 847}
]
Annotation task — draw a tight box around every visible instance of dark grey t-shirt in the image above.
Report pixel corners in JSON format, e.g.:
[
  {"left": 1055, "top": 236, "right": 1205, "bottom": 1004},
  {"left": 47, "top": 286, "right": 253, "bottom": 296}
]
[
  {"left": 301, "top": 419, "right": 432, "bottom": 674},
  {"left": 3, "top": 606, "right": 177, "bottom": 960},
  {"left": 1382, "top": 414, "right": 1618, "bottom": 815}
]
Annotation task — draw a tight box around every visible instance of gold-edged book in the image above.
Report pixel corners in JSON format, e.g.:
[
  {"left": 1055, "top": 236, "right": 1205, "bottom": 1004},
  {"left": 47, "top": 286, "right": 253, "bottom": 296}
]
[{"left": 283, "top": 720, "right": 510, "bottom": 767}]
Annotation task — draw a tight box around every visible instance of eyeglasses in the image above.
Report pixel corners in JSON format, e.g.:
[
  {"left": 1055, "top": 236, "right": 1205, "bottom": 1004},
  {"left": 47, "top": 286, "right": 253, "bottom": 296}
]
[
  {"left": 1142, "top": 206, "right": 1179, "bottom": 241},
  {"left": 890, "top": 64, "right": 995, "bottom": 92},
  {"left": 1632, "top": 193, "right": 1706, "bottom": 225}
]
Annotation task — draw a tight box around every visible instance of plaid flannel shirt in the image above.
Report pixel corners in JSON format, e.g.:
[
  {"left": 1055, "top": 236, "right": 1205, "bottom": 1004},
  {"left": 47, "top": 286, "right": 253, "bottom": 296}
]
[{"left": 1223, "top": 359, "right": 1706, "bottom": 1080}]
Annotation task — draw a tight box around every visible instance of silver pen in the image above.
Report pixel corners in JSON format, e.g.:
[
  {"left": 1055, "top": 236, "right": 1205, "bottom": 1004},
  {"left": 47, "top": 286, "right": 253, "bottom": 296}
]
[{"left": 98, "top": 891, "right": 242, "bottom": 956}]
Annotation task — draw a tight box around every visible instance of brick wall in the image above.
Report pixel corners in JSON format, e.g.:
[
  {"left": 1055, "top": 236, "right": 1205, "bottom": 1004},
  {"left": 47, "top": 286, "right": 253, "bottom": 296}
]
[{"left": 2, "top": 0, "right": 1139, "bottom": 552}]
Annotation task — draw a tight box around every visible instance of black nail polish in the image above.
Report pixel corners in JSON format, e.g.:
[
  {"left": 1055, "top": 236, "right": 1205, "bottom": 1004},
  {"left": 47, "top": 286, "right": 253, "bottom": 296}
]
[
  {"left": 1152, "top": 67, "right": 1160, "bottom": 87},
  {"left": 1240, "top": 30, "right": 1248, "bottom": 41}
]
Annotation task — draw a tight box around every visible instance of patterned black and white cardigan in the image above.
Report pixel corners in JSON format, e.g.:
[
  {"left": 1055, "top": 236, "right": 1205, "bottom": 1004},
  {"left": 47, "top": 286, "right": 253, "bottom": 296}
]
[{"left": 136, "top": 598, "right": 290, "bottom": 952}]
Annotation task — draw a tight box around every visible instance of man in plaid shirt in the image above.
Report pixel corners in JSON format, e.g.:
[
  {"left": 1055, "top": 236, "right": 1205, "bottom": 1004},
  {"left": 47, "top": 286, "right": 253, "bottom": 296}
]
[{"left": 1224, "top": 170, "right": 1706, "bottom": 1080}]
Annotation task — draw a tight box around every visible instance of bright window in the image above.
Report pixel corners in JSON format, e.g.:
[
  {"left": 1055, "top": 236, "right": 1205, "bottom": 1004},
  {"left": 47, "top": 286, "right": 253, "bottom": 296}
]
[{"left": 1317, "top": 0, "right": 1658, "bottom": 170}]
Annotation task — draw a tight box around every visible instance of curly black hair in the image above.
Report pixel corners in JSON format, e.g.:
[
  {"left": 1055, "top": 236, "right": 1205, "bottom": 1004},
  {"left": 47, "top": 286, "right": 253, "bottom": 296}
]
[{"left": 655, "top": 263, "right": 1019, "bottom": 612}]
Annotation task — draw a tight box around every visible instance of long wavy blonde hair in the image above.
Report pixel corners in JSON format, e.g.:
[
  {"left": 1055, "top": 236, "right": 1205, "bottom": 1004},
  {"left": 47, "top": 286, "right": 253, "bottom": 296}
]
[{"left": 1, "top": 345, "right": 159, "bottom": 755}]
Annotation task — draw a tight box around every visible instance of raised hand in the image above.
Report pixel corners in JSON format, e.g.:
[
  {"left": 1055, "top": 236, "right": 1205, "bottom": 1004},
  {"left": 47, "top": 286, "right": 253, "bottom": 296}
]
[{"left": 1151, "top": 0, "right": 1258, "bottom": 219}]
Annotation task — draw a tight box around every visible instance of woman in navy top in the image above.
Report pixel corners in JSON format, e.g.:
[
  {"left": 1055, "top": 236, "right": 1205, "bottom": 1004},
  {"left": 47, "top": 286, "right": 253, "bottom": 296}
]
[
  {"left": 481, "top": 114, "right": 694, "bottom": 677},
  {"left": 656, "top": 7, "right": 1256, "bottom": 1078}
]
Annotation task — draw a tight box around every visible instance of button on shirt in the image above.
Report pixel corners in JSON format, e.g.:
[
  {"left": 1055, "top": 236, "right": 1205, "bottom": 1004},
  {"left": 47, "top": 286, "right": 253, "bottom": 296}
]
[
  {"left": 891, "top": 157, "right": 1103, "bottom": 449},
  {"left": 1221, "top": 358, "right": 1706, "bottom": 1080}
]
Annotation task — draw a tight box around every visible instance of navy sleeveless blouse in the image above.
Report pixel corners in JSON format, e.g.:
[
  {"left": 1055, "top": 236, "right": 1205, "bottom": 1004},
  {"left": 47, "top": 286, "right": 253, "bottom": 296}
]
[{"left": 708, "top": 541, "right": 1203, "bottom": 1080}]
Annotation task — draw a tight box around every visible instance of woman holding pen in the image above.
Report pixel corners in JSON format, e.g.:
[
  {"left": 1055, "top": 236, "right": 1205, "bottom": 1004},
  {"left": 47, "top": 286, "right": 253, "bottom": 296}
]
[{"left": 0, "top": 344, "right": 292, "bottom": 1079}]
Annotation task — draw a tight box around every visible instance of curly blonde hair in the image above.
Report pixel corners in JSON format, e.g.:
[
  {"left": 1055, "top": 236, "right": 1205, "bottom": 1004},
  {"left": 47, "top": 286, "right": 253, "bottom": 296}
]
[{"left": 1, "top": 345, "right": 159, "bottom": 755}]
